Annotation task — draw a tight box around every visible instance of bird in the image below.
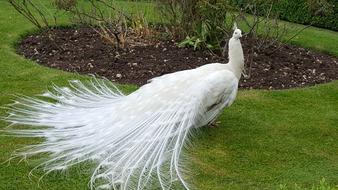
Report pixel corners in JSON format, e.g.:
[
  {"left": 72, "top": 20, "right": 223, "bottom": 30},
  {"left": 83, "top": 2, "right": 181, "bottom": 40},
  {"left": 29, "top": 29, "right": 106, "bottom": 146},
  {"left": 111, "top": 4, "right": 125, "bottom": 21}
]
[{"left": 2, "top": 24, "right": 244, "bottom": 190}]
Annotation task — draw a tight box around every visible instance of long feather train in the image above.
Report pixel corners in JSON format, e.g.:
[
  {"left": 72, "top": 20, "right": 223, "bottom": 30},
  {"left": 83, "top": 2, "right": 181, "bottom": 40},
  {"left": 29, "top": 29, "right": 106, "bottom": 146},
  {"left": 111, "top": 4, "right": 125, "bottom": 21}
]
[{"left": 3, "top": 67, "right": 238, "bottom": 190}]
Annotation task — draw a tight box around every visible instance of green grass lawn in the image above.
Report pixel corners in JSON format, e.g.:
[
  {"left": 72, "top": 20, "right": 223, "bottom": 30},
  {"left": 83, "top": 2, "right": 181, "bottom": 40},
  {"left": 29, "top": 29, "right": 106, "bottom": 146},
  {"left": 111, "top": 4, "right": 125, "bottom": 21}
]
[
  {"left": 234, "top": 14, "right": 338, "bottom": 56},
  {"left": 0, "top": 1, "right": 338, "bottom": 190}
]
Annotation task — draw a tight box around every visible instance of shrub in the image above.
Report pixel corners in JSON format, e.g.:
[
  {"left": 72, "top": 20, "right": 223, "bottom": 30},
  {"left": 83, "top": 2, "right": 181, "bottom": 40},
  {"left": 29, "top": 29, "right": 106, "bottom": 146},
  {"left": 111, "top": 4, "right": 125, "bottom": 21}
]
[
  {"left": 231, "top": 0, "right": 338, "bottom": 31},
  {"left": 157, "top": 0, "right": 232, "bottom": 50}
]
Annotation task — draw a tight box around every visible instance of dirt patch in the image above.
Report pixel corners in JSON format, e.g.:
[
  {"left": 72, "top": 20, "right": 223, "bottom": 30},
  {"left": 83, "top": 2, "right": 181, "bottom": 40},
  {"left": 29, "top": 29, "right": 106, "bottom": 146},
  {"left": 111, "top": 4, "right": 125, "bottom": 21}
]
[{"left": 18, "top": 27, "right": 338, "bottom": 89}]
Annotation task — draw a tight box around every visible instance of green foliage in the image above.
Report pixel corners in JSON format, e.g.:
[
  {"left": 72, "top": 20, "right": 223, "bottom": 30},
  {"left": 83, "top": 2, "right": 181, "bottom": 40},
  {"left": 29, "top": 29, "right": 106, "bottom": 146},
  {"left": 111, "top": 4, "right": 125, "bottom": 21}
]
[
  {"left": 178, "top": 36, "right": 203, "bottom": 50},
  {"left": 157, "top": 0, "right": 229, "bottom": 50},
  {"left": 177, "top": 21, "right": 214, "bottom": 50},
  {"left": 232, "top": 0, "right": 338, "bottom": 31},
  {"left": 190, "top": 1, "right": 228, "bottom": 49},
  {"left": 178, "top": 35, "right": 214, "bottom": 50}
]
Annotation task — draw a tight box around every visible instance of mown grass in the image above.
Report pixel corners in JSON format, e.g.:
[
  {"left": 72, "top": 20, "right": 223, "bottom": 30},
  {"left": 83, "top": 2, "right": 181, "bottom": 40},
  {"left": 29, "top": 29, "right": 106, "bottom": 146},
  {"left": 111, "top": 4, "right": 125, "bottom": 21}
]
[
  {"left": 0, "top": 1, "right": 337, "bottom": 190},
  {"left": 190, "top": 84, "right": 338, "bottom": 189},
  {"left": 233, "top": 15, "right": 338, "bottom": 56}
]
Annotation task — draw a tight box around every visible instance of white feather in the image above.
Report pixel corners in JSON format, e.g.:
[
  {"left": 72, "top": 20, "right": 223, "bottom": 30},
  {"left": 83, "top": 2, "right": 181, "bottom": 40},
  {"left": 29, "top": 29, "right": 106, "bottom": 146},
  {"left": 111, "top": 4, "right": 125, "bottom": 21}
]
[{"left": 3, "top": 28, "right": 244, "bottom": 189}]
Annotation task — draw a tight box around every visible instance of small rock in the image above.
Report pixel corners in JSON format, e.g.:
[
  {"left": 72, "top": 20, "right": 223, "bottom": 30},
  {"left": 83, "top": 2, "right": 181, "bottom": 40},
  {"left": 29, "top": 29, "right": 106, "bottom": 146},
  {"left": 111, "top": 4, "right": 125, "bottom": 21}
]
[
  {"left": 87, "top": 63, "right": 94, "bottom": 68},
  {"left": 132, "top": 62, "right": 138, "bottom": 66},
  {"left": 116, "top": 73, "right": 122, "bottom": 78},
  {"left": 34, "top": 48, "right": 39, "bottom": 55}
]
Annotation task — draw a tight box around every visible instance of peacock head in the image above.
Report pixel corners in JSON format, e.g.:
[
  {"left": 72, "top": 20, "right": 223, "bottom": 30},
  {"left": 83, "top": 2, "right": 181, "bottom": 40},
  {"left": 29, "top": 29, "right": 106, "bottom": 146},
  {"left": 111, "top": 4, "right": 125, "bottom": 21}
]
[{"left": 232, "top": 23, "right": 242, "bottom": 40}]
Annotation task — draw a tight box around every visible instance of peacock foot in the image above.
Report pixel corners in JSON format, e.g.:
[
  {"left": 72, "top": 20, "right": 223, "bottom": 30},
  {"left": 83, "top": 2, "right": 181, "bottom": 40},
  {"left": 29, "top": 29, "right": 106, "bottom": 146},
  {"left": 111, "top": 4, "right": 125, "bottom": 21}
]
[{"left": 209, "top": 121, "right": 221, "bottom": 128}]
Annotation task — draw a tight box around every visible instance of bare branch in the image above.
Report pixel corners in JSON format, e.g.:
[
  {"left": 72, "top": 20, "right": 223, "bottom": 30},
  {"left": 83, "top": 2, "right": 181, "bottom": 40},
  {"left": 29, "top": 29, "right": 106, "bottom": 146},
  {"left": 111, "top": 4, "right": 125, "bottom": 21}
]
[{"left": 8, "top": 0, "right": 58, "bottom": 29}]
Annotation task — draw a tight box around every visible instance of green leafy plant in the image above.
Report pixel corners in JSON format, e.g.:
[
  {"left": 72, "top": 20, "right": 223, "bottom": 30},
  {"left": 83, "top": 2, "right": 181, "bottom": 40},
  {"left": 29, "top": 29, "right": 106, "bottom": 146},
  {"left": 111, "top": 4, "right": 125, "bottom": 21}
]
[
  {"left": 156, "top": 0, "right": 230, "bottom": 50},
  {"left": 178, "top": 19, "right": 215, "bottom": 50},
  {"left": 178, "top": 36, "right": 203, "bottom": 50}
]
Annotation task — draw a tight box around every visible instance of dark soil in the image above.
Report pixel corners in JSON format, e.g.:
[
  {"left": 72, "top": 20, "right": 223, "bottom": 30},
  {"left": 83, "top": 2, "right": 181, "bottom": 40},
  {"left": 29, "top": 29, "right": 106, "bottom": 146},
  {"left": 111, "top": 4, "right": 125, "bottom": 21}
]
[{"left": 18, "top": 27, "right": 338, "bottom": 89}]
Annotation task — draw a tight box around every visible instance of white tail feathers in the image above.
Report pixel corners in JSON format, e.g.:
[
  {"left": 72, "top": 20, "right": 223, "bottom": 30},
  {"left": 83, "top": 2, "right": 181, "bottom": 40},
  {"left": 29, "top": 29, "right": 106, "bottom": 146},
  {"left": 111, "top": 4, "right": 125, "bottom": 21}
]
[
  {"left": 3, "top": 59, "right": 241, "bottom": 189},
  {"left": 3, "top": 77, "right": 204, "bottom": 189}
]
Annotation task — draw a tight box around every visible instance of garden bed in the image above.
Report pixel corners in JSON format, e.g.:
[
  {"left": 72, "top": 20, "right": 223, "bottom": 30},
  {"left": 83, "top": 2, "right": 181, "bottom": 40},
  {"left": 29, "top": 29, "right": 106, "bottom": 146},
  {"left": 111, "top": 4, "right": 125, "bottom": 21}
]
[{"left": 18, "top": 27, "right": 338, "bottom": 89}]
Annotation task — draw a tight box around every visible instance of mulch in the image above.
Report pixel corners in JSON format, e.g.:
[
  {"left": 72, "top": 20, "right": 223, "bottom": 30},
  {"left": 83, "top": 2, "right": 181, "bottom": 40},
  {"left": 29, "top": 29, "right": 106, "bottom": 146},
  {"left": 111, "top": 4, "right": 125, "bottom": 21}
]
[{"left": 17, "top": 27, "right": 338, "bottom": 89}]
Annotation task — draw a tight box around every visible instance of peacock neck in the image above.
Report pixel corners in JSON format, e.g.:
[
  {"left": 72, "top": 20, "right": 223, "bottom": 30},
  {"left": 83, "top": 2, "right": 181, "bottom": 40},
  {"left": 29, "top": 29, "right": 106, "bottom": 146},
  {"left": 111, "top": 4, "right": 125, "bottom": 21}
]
[{"left": 228, "top": 37, "right": 244, "bottom": 79}]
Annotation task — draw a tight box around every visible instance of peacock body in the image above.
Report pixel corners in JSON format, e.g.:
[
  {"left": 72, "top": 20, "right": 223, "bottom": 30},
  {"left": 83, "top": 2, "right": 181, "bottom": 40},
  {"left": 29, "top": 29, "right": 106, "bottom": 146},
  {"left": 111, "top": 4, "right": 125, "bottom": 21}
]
[{"left": 3, "top": 27, "right": 244, "bottom": 190}]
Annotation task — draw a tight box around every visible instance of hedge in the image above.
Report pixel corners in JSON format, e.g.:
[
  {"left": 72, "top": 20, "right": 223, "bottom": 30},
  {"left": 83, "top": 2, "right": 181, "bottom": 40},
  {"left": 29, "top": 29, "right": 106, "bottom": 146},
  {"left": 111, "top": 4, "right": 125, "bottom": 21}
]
[{"left": 231, "top": 0, "right": 338, "bottom": 31}]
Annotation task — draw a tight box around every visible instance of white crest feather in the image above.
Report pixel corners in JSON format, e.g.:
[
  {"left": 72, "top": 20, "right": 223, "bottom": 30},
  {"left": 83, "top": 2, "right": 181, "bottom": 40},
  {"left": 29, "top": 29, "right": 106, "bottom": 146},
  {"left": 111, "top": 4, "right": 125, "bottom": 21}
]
[{"left": 233, "top": 22, "right": 238, "bottom": 30}]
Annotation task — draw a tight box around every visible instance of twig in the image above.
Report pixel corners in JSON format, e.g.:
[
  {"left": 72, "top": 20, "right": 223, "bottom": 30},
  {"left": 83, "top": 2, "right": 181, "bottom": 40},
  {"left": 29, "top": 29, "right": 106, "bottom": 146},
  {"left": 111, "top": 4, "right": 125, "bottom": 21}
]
[{"left": 267, "top": 24, "right": 311, "bottom": 55}]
